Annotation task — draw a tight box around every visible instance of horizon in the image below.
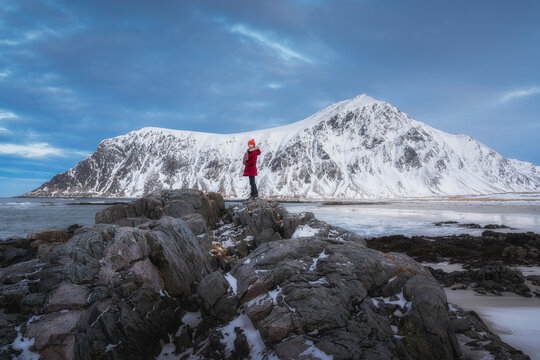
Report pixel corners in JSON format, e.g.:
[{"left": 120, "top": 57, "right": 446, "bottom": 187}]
[{"left": 1, "top": 0, "right": 539, "bottom": 196}]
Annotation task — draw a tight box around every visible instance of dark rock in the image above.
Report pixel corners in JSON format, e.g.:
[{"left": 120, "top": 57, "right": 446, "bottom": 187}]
[
  {"left": 233, "top": 327, "right": 250, "bottom": 359},
  {"left": 367, "top": 231, "right": 540, "bottom": 268},
  {"left": 95, "top": 188, "right": 225, "bottom": 229},
  {"left": 2, "top": 189, "right": 530, "bottom": 360},
  {"left": 429, "top": 265, "right": 532, "bottom": 297},
  {"left": 28, "top": 229, "right": 71, "bottom": 244},
  {"left": 1, "top": 191, "right": 217, "bottom": 359},
  {"left": 232, "top": 237, "right": 459, "bottom": 359},
  {"left": 527, "top": 275, "right": 540, "bottom": 286},
  {"left": 401, "top": 275, "right": 460, "bottom": 359},
  {"left": 0, "top": 237, "right": 36, "bottom": 267}
]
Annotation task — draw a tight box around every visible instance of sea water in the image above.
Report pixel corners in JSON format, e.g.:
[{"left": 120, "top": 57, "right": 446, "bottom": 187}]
[
  {"left": 0, "top": 197, "right": 128, "bottom": 240},
  {"left": 2, "top": 196, "right": 540, "bottom": 240}
]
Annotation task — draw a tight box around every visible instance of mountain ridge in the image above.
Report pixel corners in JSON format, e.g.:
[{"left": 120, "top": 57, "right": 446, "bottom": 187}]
[{"left": 24, "top": 94, "right": 540, "bottom": 199}]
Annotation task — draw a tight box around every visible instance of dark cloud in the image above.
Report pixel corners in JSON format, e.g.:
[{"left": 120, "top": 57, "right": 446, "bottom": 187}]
[{"left": 0, "top": 0, "right": 539, "bottom": 195}]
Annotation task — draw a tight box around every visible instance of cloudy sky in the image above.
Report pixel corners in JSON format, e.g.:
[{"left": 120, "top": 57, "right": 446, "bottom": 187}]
[{"left": 0, "top": 0, "right": 539, "bottom": 196}]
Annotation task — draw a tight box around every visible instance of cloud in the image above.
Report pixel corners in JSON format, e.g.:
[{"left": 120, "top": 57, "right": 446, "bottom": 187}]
[
  {"left": 500, "top": 87, "right": 540, "bottom": 103},
  {"left": 267, "top": 82, "right": 283, "bottom": 89},
  {"left": 0, "top": 143, "right": 90, "bottom": 159},
  {"left": 227, "top": 23, "right": 312, "bottom": 64},
  {"left": 0, "top": 111, "right": 18, "bottom": 120},
  {"left": 0, "top": 127, "right": 9, "bottom": 133},
  {"left": 0, "top": 29, "right": 54, "bottom": 46}
]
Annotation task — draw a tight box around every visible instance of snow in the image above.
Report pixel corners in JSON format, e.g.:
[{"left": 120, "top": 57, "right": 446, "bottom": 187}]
[
  {"left": 445, "top": 289, "right": 540, "bottom": 360},
  {"left": 28, "top": 94, "right": 540, "bottom": 199},
  {"left": 309, "top": 249, "right": 329, "bottom": 271},
  {"left": 90, "top": 305, "right": 110, "bottom": 327},
  {"left": 224, "top": 272, "right": 238, "bottom": 295},
  {"left": 298, "top": 339, "right": 333, "bottom": 360},
  {"left": 105, "top": 341, "right": 121, "bottom": 352},
  {"left": 421, "top": 262, "right": 465, "bottom": 272},
  {"left": 268, "top": 286, "right": 283, "bottom": 305},
  {"left": 390, "top": 325, "right": 404, "bottom": 339},
  {"left": 292, "top": 224, "right": 320, "bottom": 239},
  {"left": 371, "top": 291, "right": 410, "bottom": 316},
  {"left": 309, "top": 277, "right": 330, "bottom": 285},
  {"left": 159, "top": 289, "right": 172, "bottom": 297},
  {"left": 285, "top": 200, "right": 540, "bottom": 237},
  {"left": 155, "top": 312, "right": 203, "bottom": 360},
  {"left": 181, "top": 311, "right": 202, "bottom": 328},
  {"left": 11, "top": 326, "right": 40, "bottom": 360},
  {"left": 218, "top": 314, "right": 276, "bottom": 359}
]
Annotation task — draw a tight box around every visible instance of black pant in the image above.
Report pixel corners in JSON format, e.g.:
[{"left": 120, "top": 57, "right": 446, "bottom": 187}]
[{"left": 249, "top": 176, "right": 258, "bottom": 197}]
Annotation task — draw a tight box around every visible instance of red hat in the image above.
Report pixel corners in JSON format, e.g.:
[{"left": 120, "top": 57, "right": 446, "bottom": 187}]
[{"left": 248, "top": 139, "right": 256, "bottom": 146}]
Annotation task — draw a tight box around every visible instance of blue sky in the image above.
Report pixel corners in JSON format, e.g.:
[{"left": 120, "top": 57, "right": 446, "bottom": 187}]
[{"left": 0, "top": 0, "right": 539, "bottom": 196}]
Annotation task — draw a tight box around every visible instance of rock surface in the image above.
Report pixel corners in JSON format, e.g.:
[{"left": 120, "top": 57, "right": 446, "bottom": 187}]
[
  {"left": 367, "top": 230, "right": 540, "bottom": 268},
  {"left": 0, "top": 189, "right": 531, "bottom": 359},
  {"left": 367, "top": 230, "right": 540, "bottom": 297}
]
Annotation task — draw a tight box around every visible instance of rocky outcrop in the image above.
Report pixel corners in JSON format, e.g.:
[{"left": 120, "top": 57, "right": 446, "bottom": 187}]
[
  {"left": 229, "top": 238, "right": 459, "bottom": 359},
  {"left": 429, "top": 265, "right": 533, "bottom": 297},
  {"left": 367, "top": 231, "right": 540, "bottom": 268},
  {"left": 95, "top": 188, "right": 225, "bottom": 229},
  {"left": 1, "top": 214, "right": 216, "bottom": 359},
  {"left": 0, "top": 189, "right": 530, "bottom": 359},
  {"left": 448, "top": 304, "right": 530, "bottom": 360}
]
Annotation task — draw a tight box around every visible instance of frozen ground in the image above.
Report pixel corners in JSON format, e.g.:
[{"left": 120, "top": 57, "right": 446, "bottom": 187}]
[
  {"left": 283, "top": 195, "right": 540, "bottom": 238},
  {"left": 445, "top": 289, "right": 540, "bottom": 360}
]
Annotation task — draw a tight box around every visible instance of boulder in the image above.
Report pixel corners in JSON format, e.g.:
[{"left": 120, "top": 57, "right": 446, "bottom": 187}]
[
  {"left": 1, "top": 208, "right": 215, "bottom": 359},
  {"left": 95, "top": 188, "right": 226, "bottom": 229},
  {"left": 230, "top": 237, "right": 460, "bottom": 359}
]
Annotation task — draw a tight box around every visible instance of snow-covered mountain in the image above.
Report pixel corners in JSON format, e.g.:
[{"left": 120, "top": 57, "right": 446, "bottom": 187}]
[{"left": 25, "top": 94, "right": 540, "bottom": 199}]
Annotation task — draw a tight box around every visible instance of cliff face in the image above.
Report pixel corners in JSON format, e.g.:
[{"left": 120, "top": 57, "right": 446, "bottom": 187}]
[{"left": 25, "top": 94, "right": 540, "bottom": 199}]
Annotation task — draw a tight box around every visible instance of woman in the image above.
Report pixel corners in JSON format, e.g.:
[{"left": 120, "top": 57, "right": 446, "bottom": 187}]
[{"left": 243, "top": 139, "right": 261, "bottom": 199}]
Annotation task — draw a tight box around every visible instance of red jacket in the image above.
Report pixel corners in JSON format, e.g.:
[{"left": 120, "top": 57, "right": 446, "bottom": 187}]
[{"left": 243, "top": 147, "right": 261, "bottom": 176}]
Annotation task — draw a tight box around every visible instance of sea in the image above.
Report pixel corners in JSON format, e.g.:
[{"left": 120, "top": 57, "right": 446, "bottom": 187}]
[
  {"left": 0, "top": 197, "right": 130, "bottom": 240},
  {"left": 2, "top": 194, "right": 540, "bottom": 240}
]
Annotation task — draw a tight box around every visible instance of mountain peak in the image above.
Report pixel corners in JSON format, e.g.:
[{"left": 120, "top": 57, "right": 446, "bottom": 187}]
[{"left": 24, "top": 94, "right": 540, "bottom": 199}]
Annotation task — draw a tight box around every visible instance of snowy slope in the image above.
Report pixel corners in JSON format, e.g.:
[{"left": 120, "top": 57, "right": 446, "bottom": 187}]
[{"left": 25, "top": 94, "right": 540, "bottom": 199}]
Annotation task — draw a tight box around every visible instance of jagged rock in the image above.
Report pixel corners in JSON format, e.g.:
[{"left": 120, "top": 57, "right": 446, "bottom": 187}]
[
  {"left": 196, "top": 271, "right": 239, "bottom": 322},
  {"left": 95, "top": 188, "right": 225, "bottom": 229},
  {"left": 0, "top": 237, "right": 36, "bottom": 267},
  {"left": 28, "top": 229, "right": 71, "bottom": 244},
  {"left": 1, "top": 189, "right": 531, "bottom": 359},
  {"left": 367, "top": 231, "right": 540, "bottom": 267},
  {"left": 429, "top": 265, "right": 532, "bottom": 297},
  {"left": 231, "top": 237, "right": 460, "bottom": 359},
  {"left": 0, "top": 193, "right": 219, "bottom": 359}
]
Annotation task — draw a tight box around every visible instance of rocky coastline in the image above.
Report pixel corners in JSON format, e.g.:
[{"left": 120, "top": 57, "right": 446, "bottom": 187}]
[
  {"left": 367, "top": 228, "right": 540, "bottom": 298},
  {"left": 0, "top": 189, "right": 532, "bottom": 359}
]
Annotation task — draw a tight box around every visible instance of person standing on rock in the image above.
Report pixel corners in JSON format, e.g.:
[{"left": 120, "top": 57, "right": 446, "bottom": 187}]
[{"left": 243, "top": 139, "right": 261, "bottom": 200}]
